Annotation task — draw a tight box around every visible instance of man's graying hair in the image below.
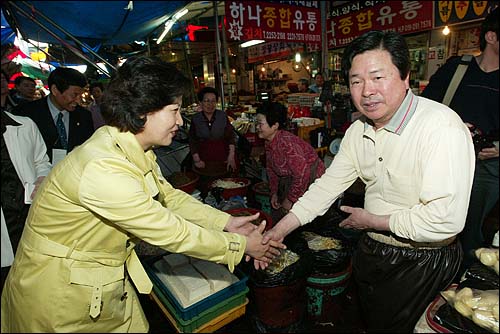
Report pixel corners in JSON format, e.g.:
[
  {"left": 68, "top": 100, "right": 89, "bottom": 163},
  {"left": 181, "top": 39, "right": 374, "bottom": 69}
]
[{"left": 341, "top": 30, "right": 411, "bottom": 85}]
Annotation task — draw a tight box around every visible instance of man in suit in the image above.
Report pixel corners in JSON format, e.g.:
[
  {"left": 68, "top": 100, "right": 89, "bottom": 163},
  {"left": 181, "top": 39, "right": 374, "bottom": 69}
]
[{"left": 14, "top": 68, "right": 94, "bottom": 164}]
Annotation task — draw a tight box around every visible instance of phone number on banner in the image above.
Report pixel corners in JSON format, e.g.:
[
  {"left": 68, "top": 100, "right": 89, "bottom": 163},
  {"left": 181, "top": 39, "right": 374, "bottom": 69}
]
[{"left": 263, "top": 30, "right": 320, "bottom": 42}]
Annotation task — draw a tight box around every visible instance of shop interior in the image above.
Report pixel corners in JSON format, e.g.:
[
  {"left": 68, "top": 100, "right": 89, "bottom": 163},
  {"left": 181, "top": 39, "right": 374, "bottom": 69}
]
[{"left": 2, "top": 1, "right": 497, "bottom": 333}]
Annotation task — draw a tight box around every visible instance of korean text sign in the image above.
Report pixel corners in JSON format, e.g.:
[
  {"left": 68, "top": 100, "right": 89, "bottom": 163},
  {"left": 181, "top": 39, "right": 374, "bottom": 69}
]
[
  {"left": 327, "top": 1, "right": 433, "bottom": 48},
  {"left": 225, "top": 1, "right": 321, "bottom": 44}
]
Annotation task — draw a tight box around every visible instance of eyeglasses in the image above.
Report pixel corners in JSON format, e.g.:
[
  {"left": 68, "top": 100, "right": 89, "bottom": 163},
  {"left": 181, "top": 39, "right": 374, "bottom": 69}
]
[{"left": 202, "top": 100, "right": 217, "bottom": 104}]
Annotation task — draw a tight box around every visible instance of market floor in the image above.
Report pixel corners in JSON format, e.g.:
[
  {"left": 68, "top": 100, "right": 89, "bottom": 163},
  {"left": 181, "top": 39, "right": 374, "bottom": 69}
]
[{"left": 139, "top": 277, "right": 366, "bottom": 333}]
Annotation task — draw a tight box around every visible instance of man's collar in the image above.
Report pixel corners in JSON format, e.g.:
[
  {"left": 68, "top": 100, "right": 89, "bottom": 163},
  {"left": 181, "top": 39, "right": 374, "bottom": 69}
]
[{"left": 363, "top": 89, "right": 418, "bottom": 135}]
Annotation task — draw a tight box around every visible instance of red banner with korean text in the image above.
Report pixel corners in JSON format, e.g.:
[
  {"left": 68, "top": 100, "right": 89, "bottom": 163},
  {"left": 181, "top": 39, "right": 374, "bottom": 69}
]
[
  {"left": 225, "top": 1, "right": 321, "bottom": 46},
  {"left": 327, "top": 1, "right": 433, "bottom": 49}
]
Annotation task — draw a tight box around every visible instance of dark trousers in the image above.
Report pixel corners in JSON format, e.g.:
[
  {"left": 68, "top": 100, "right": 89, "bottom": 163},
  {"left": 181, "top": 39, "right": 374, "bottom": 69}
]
[
  {"left": 353, "top": 234, "right": 462, "bottom": 333},
  {"left": 459, "top": 159, "right": 499, "bottom": 268}
]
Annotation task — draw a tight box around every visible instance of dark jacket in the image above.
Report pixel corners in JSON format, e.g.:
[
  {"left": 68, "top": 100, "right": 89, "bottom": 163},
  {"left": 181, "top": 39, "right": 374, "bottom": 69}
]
[{"left": 13, "top": 96, "right": 94, "bottom": 162}]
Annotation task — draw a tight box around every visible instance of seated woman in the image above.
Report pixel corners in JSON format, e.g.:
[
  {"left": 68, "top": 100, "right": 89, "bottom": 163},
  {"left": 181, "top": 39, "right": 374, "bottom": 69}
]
[
  {"left": 256, "top": 102, "right": 326, "bottom": 222},
  {"left": 189, "top": 87, "right": 238, "bottom": 195}
]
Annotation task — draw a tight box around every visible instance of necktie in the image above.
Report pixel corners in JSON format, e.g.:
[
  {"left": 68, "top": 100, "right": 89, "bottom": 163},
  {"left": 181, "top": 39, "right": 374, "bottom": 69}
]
[{"left": 56, "top": 112, "right": 68, "bottom": 149}]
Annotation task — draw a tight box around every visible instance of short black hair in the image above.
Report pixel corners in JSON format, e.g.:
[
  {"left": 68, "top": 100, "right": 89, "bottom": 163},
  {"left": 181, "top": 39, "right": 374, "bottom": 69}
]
[
  {"left": 256, "top": 101, "right": 288, "bottom": 129},
  {"left": 48, "top": 67, "right": 87, "bottom": 93},
  {"left": 101, "top": 56, "right": 190, "bottom": 134},
  {"left": 480, "top": 6, "right": 499, "bottom": 51},
  {"left": 298, "top": 78, "right": 309, "bottom": 86},
  {"left": 341, "top": 30, "right": 410, "bottom": 85},
  {"left": 14, "top": 76, "right": 35, "bottom": 86},
  {"left": 197, "top": 86, "right": 219, "bottom": 102}
]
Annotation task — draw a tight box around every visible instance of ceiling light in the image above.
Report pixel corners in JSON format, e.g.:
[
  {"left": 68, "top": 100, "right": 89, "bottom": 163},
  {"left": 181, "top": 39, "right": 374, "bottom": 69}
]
[
  {"left": 157, "top": 20, "right": 174, "bottom": 44},
  {"left": 442, "top": 25, "right": 450, "bottom": 35},
  {"left": 156, "top": 8, "right": 189, "bottom": 45},
  {"left": 240, "top": 40, "right": 265, "bottom": 48},
  {"left": 173, "top": 8, "right": 189, "bottom": 20}
]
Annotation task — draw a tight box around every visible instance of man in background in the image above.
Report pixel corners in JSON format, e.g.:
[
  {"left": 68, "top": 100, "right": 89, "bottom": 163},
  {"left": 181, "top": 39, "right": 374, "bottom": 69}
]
[
  {"left": 88, "top": 81, "right": 106, "bottom": 130},
  {"left": 308, "top": 72, "right": 324, "bottom": 93},
  {"left": 14, "top": 68, "right": 94, "bottom": 164},
  {"left": 422, "top": 7, "right": 499, "bottom": 274},
  {"left": 11, "top": 76, "right": 36, "bottom": 105},
  {"left": 298, "top": 78, "right": 311, "bottom": 93}
]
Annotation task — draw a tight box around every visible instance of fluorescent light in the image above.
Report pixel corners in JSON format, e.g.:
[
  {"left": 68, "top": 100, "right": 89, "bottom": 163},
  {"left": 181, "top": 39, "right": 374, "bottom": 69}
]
[
  {"left": 157, "top": 20, "right": 174, "bottom": 44},
  {"left": 173, "top": 8, "right": 188, "bottom": 20},
  {"left": 240, "top": 40, "right": 265, "bottom": 48},
  {"left": 156, "top": 8, "right": 189, "bottom": 45},
  {"left": 66, "top": 65, "right": 87, "bottom": 73}
]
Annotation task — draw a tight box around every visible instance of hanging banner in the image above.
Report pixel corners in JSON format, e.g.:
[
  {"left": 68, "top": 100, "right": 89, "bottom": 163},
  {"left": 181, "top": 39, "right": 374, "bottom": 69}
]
[
  {"left": 247, "top": 41, "right": 304, "bottom": 63},
  {"left": 327, "top": 1, "right": 433, "bottom": 49},
  {"left": 225, "top": 1, "right": 321, "bottom": 45},
  {"left": 434, "top": 1, "right": 498, "bottom": 27}
]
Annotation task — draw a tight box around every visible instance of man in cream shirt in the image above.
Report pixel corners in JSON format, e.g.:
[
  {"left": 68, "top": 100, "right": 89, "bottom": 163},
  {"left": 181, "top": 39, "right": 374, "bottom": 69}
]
[{"left": 262, "top": 31, "right": 475, "bottom": 332}]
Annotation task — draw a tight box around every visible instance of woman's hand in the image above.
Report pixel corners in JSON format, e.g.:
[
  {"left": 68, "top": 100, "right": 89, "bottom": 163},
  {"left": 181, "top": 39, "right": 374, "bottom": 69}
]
[
  {"left": 194, "top": 159, "right": 205, "bottom": 169},
  {"left": 245, "top": 222, "right": 285, "bottom": 267},
  {"left": 271, "top": 193, "right": 280, "bottom": 209},
  {"left": 225, "top": 212, "right": 260, "bottom": 236},
  {"left": 227, "top": 153, "right": 237, "bottom": 171},
  {"left": 281, "top": 198, "right": 293, "bottom": 211}
]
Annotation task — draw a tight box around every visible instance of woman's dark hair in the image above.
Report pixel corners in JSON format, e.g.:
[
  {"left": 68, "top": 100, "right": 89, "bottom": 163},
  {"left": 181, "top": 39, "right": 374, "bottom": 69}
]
[
  {"left": 197, "top": 86, "right": 219, "bottom": 102},
  {"left": 101, "top": 56, "right": 190, "bottom": 133},
  {"left": 48, "top": 67, "right": 87, "bottom": 93},
  {"left": 256, "top": 102, "right": 288, "bottom": 129},
  {"left": 341, "top": 30, "right": 410, "bottom": 85}
]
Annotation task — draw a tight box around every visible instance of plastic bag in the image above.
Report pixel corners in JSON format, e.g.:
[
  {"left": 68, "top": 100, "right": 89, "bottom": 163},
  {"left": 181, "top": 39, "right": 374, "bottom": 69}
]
[
  {"left": 460, "top": 258, "right": 499, "bottom": 291},
  {"left": 475, "top": 248, "right": 499, "bottom": 274},
  {"left": 434, "top": 302, "right": 486, "bottom": 333},
  {"left": 240, "top": 230, "right": 313, "bottom": 287},
  {"left": 299, "top": 219, "right": 353, "bottom": 274},
  {"left": 440, "top": 287, "right": 499, "bottom": 333}
]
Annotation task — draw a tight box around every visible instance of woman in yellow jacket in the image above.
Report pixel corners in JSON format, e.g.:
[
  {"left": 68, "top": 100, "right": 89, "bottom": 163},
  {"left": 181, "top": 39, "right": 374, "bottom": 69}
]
[{"left": 1, "top": 57, "right": 283, "bottom": 333}]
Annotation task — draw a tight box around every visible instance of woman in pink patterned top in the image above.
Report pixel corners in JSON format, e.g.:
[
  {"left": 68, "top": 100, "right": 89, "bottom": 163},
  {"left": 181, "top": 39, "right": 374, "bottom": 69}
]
[{"left": 256, "top": 102, "right": 326, "bottom": 222}]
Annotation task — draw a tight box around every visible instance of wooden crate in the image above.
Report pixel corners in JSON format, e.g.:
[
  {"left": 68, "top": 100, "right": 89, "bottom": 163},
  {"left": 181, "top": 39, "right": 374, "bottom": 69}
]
[{"left": 297, "top": 120, "right": 325, "bottom": 144}]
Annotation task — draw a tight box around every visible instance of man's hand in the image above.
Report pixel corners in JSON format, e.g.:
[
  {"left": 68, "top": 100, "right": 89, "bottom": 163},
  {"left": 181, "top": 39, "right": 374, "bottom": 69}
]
[
  {"left": 244, "top": 222, "right": 285, "bottom": 267},
  {"left": 251, "top": 212, "right": 300, "bottom": 270},
  {"left": 338, "top": 206, "right": 390, "bottom": 231},
  {"left": 31, "top": 176, "right": 45, "bottom": 200},
  {"left": 478, "top": 146, "right": 499, "bottom": 160}
]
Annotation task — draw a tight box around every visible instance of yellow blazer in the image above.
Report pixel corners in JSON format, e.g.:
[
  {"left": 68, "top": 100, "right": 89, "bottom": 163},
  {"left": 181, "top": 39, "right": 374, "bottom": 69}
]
[{"left": 1, "top": 126, "right": 246, "bottom": 333}]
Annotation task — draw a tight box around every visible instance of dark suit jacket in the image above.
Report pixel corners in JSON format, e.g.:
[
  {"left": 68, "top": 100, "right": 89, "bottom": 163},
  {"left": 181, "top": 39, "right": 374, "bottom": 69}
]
[{"left": 13, "top": 96, "right": 95, "bottom": 162}]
